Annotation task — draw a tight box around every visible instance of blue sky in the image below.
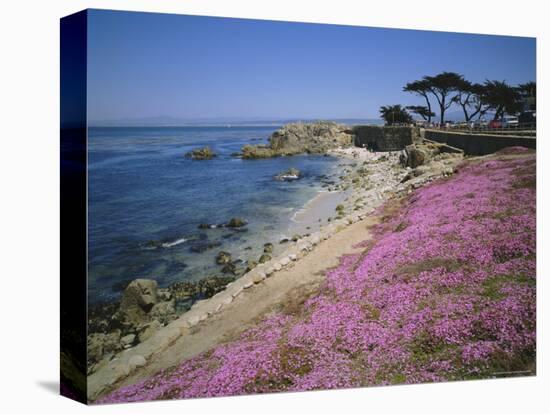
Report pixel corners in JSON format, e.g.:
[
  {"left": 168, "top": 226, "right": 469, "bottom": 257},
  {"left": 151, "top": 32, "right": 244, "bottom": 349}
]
[{"left": 87, "top": 9, "right": 536, "bottom": 123}]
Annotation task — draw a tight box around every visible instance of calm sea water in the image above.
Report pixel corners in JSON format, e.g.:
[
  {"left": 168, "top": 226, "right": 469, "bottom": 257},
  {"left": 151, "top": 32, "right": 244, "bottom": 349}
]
[{"left": 88, "top": 126, "right": 340, "bottom": 303}]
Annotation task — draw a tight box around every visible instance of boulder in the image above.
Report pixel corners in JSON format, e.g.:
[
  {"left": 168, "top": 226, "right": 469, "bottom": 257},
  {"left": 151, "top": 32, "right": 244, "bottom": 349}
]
[
  {"left": 226, "top": 217, "right": 246, "bottom": 228},
  {"left": 115, "top": 279, "right": 158, "bottom": 328},
  {"left": 121, "top": 333, "right": 136, "bottom": 348},
  {"left": 216, "top": 251, "right": 232, "bottom": 265},
  {"left": 241, "top": 144, "right": 277, "bottom": 159},
  {"left": 245, "top": 260, "right": 257, "bottom": 272},
  {"left": 274, "top": 168, "right": 301, "bottom": 181},
  {"left": 400, "top": 142, "right": 463, "bottom": 169},
  {"left": 186, "top": 146, "right": 215, "bottom": 160},
  {"left": 87, "top": 334, "right": 105, "bottom": 364},
  {"left": 252, "top": 272, "right": 266, "bottom": 284},
  {"left": 149, "top": 300, "right": 176, "bottom": 325},
  {"left": 221, "top": 262, "right": 238, "bottom": 275},
  {"left": 259, "top": 253, "right": 272, "bottom": 264},
  {"left": 87, "top": 330, "right": 122, "bottom": 366},
  {"left": 156, "top": 288, "right": 172, "bottom": 302},
  {"left": 400, "top": 145, "right": 427, "bottom": 168},
  {"left": 241, "top": 122, "right": 353, "bottom": 158}
]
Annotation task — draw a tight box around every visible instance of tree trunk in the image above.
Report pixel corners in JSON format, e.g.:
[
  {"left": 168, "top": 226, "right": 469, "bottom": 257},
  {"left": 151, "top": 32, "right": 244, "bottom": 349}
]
[
  {"left": 462, "top": 104, "right": 469, "bottom": 122},
  {"left": 423, "top": 94, "right": 432, "bottom": 123},
  {"left": 439, "top": 95, "right": 445, "bottom": 125}
]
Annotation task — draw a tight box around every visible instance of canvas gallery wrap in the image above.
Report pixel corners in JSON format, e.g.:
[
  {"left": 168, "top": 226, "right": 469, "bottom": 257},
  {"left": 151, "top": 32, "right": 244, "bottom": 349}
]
[{"left": 60, "top": 8, "right": 537, "bottom": 405}]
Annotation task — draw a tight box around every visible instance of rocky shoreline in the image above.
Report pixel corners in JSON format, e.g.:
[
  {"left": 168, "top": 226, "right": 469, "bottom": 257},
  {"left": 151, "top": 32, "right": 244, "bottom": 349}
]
[
  {"left": 87, "top": 124, "right": 466, "bottom": 398},
  {"left": 241, "top": 121, "right": 354, "bottom": 158}
]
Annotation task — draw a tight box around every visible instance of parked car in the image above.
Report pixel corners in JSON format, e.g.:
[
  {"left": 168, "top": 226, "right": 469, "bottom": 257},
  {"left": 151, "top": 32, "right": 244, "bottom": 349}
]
[
  {"left": 488, "top": 119, "right": 502, "bottom": 129},
  {"left": 454, "top": 121, "right": 469, "bottom": 129},
  {"left": 473, "top": 120, "right": 488, "bottom": 130},
  {"left": 502, "top": 115, "right": 519, "bottom": 128}
]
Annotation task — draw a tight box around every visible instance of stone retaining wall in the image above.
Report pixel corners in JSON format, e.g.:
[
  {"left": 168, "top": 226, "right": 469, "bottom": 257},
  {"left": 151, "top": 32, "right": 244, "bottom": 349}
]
[
  {"left": 353, "top": 126, "right": 419, "bottom": 151},
  {"left": 424, "top": 129, "right": 536, "bottom": 155}
]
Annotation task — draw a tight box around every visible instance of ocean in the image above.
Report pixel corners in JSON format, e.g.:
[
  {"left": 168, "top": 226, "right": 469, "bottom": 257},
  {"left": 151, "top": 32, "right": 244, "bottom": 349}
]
[{"left": 87, "top": 126, "right": 343, "bottom": 303}]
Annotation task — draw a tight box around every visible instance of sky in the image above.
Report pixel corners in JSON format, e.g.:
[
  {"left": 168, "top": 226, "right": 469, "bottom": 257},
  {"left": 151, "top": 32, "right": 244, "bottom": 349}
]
[{"left": 86, "top": 9, "right": 536, "bottom": 124}]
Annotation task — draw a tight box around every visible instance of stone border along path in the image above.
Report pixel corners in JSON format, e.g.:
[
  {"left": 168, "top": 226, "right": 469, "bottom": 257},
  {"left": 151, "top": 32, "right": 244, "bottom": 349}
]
[{"left": 88, "top": 148, "right": 464, "bottom": 401}]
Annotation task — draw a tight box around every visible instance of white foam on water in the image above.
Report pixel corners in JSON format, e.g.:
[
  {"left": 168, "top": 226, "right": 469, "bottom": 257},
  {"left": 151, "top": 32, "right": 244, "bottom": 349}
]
[{"left": 162, "top": 238, "right": 188, "bottom": 248}]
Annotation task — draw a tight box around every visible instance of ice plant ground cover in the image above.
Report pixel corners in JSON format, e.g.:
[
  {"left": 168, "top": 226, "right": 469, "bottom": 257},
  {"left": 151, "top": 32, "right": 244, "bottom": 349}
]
[{"left": 99, "top": 149, "right": 536, "bottom": 403}]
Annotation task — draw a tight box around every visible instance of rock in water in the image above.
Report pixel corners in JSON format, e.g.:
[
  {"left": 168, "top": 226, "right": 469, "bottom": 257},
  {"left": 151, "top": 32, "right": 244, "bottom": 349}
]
[
  {"left": 241, "top": 121, "right": 353, "bottom": 158},
  {"left": 263, "top": 243, "right": 274, "bottom": 253},
  {"left": 216, "top": 251, "right": 232, "bottom": 265},
  {"left": 226, "top": 217, "right": 246, "bottom": 228},
  {"left": 246, "top": 260, "right": 258, "bottom": 272},
  {"left": 259, "top": 253, "right": 272, "bottom": 264},
  {"left": 186, "top": 146, "right": 215, "bottom": 160},
  {"left": 274, "top": 168, "right": 301, "bottom": 181}
]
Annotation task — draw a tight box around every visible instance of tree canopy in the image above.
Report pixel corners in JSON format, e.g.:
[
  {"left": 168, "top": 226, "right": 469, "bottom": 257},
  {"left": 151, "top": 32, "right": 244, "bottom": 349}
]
[
  {"left": 379, "top": 105, "right": 413, "bottom": 125},
  {"left": 403, "top": 80, "right": 433, "bottom": 122},
  {"left": 483, "top": 80, "right": 522, "bottom": 120},
  {"left": 406, "top": 105, "right": 435, "bottom": 121},
  {"left": 401, "top": 72, "right": 534, "bottom": 124},
  {"left": 423, "top": 72, "right": 464, "bottom": 124}
]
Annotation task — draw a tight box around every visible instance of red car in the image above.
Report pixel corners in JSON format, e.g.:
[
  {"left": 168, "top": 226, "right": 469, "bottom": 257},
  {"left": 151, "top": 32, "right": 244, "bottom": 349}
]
[{"left": 488, "top": 119, "right": 502, "bottom": 129}]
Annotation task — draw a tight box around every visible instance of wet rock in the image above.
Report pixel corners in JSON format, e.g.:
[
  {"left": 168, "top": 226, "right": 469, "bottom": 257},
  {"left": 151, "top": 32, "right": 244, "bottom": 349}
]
[
  {"left": 189, "top": 240, "right": 222, "bottom": 253},
  {"left": 156, "top": 288, "right": 172, "bottom": 302},
  {"left": 144, "top": 240, "right": 163, "bottom": 249},
  {"left": 245, "top": 260, "right": 257, "bottom": 272},
  {"left": 216, "top": 251, "right": 232, "bottom": 265},
  {"left": 226, "top": 217, "right": 247, "bottom": 228},
  {"left": 263, "top": 243, "right": 274, "bottom": 253},
  {"left": 186, "top": 146, "right": 215, "bottom": 160},
  {"left": 241, "top": 144, "right": 278, "bottom": 159},
  {"left": 221, "top": 262, "right": 238, "bottom": 275},
  {"left": 274, "top": 168, "right": 301, "bottom": 181},
  {"left": 259, "top": 253, "right": 272, "bottom": 264}
]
